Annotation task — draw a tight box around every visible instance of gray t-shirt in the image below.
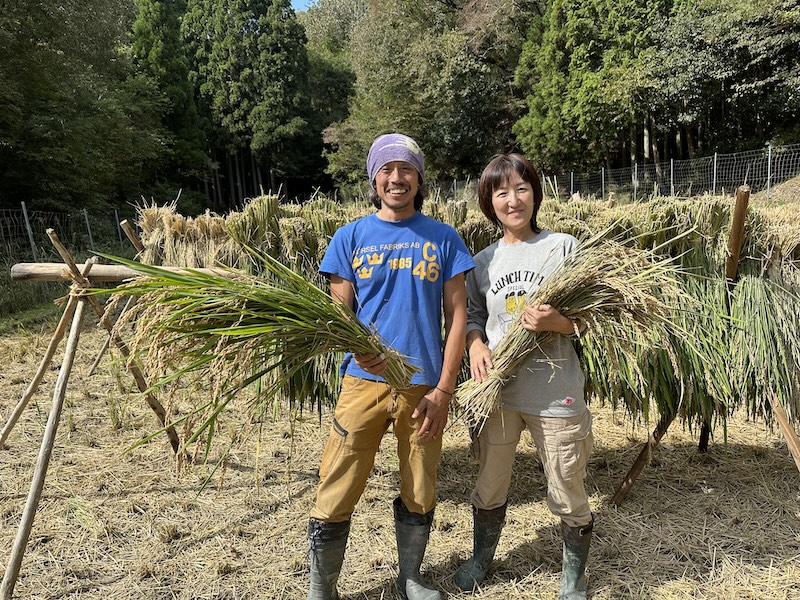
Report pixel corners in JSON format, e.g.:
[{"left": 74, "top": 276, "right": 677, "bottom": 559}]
[{"left": 466, "top": 230, "right": 586, "bottom": 417}]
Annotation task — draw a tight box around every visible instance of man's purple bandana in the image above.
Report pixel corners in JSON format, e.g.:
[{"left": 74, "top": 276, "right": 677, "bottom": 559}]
[{"left": 366, "top": 133, "right": 425, "bottom": 188}]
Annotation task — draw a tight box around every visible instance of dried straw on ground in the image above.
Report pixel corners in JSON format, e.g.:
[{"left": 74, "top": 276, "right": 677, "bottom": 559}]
[{"left": 1, "top": 325, "right": 799, "bottom": 599}]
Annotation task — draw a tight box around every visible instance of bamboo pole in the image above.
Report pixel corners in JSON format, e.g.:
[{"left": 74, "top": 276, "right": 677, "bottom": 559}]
[
  {"left": 11, "top": 262, "right": 233, "bottom": 282},
  {"left": 0, "top": 259, "right": 98, "bottom": 448},
  {"left": 87, "top": 219, "right": 145, "bottom": 376},
  {"left": 724, "top": 185, "right": 750, "bottom": 284},
  {"left": 87, "top": 296, "right": 134, "bottom": 377},
  {"left": 767, "top": 394, "right": 800, "bottom": 472},
  {"left": 0, "top": 297, "right": 88, "bottom": 599},
  {"left": 45, "top": 230, "right": 182, "bottom": 454},
  {"left": 119, "top": 219, "right": 144, "bottom": 253},
  {"left": 610, "top": 412, "right": 676, "bottom": 507}
]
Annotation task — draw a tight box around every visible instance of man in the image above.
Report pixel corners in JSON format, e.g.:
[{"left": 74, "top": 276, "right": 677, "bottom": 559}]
[{"left": 307, "top": 133, "right": 475, "bottom": 600}]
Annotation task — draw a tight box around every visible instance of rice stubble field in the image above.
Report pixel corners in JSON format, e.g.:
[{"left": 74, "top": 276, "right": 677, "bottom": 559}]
[{"left": 1, "top": 321, "right": 799, "bottom": 599}]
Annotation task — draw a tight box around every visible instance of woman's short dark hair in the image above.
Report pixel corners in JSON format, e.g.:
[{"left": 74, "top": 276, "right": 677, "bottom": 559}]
[
  {"left": 477, "top": 153, "right": 544, "bottom": 233},
  {"left": 369, "top": 177, "right": 426, "bottom": 211}
]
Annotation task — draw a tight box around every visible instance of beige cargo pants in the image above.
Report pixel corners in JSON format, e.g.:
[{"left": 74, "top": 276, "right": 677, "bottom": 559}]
[
  {"left": 310, "top": 375, "right": 443, "bottom": 523},
  {"left": 471, "top": 408, "right": 593, "bottom": 528}
]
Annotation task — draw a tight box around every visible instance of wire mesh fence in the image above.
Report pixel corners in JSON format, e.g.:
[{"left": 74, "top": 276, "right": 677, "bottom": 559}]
[
  {"left": 544, "top": 143, "right": 800, "bottom": 201},
  {"left": 0, "top": 205, "right": 136, "bottom": 263}
]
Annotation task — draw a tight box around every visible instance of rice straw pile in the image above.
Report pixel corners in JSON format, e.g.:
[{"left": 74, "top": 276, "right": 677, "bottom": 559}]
[
  {"left": 454, "top": 231, "right": 688, "bottom": 426},
  {"left": 105, "top": 248, "right": 417, "bottom": 445}
]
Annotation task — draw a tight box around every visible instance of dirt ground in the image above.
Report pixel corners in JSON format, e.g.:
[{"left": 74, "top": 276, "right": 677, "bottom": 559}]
[{"left": 1, "top": 320, "right": 800, "bottom": 599}]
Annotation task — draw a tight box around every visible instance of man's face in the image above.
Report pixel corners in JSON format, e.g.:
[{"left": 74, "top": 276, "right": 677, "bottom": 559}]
[{"left": 374, "top": 160, "right": 420, "bottom": 213}]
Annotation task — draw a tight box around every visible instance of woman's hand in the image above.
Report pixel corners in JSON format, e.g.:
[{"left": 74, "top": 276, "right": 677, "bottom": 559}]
[
  {"left": 520, "top": 304, "right": 574, "bottom": 335},
  {"left": 468, "top": 338, "right": 493, "bottom": 383}
]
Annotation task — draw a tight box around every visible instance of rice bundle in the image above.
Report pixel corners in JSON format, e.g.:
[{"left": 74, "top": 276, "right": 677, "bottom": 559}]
[
  {"left": 105, "top": 248, "right": 418, "bottom": 442},
  {"left": 730, "top": 271, "right": 800, "bottom": 422},
  {"left": 454, "top": 232, "right": 688, "bottom": 426}
]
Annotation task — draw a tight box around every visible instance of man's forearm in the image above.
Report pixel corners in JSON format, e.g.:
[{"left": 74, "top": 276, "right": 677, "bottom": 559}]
[{"left": 438, "top": 317, "right": 466, "bottom": 393}]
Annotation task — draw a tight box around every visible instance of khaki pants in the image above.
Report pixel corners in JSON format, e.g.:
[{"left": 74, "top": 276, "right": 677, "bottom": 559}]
[
  {"left": 310, "top": 375, "right": 442, "bottom": 523},
  {"left": 471, "top": 408, "right": 593, "bottom": 528}
]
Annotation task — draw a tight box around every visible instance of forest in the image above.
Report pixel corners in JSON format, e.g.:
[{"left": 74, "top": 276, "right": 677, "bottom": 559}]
[{"left": 1, "top": 0, "right": 798, "bottom": 215}]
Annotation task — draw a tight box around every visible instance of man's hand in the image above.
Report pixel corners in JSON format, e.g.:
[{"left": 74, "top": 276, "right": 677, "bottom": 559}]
[
  {"left": 353, "top": 353, "right": 388, "bottom": 376},
  {"left": 413, "top": 388, "right": 450, "bottom": 440}
]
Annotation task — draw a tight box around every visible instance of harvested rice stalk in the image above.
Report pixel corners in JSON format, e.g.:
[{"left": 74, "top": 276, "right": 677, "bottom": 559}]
[
  {"left": 454, "top": 234, "right": 687, "bottom": 426},
  {"left": 103, "top": 248, "right": 418, "bottom": 404}
]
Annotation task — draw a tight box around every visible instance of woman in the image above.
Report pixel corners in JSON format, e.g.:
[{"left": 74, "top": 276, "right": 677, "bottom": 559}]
[{"left": 455, "top": 153, "right": 594, "bottom": 599}]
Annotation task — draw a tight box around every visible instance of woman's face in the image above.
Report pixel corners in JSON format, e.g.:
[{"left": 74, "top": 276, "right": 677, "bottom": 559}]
[{"left": 491, "top": 172, "right": 534, "bottom": 235}]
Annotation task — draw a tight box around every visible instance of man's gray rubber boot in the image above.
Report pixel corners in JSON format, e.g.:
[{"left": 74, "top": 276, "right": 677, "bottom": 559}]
[
  {"left": 453, "top": 502, "right": 507, "bottom": 591},
  {"left": 393, "top": 497, "right": 442, "bottom": 600},
  {"left": 307, "top": 518, "right": 351, "bottom": 600},
  {"left": 559, "top": 517, "right": 593, "bottom": 600}
]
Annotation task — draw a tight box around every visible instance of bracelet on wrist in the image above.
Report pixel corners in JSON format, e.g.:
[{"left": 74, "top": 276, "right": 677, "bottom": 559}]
[{"left": 435, "top": 386, "right": 454, "bottom": 397}]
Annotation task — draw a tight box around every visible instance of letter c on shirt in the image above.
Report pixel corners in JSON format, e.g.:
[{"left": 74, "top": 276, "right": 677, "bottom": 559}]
[{"left": 422, "top": 242, "right": 437, "bottom": 262}]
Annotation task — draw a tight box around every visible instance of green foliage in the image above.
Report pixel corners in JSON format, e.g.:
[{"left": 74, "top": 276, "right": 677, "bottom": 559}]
[
  {"left": 323, "top": 0, "right": 532, "bottom": 185},
  {"left": 0, "top": 0, "right": 171, "bottom": 211},
  {"left": 514, "top": 0, "right": 671, "bottom": 170},
  {"left": 514, "top": 0, "right": 799, "bottom": 170},
  {"left": 182, "top": 0, "right": 314, "bottom": 177},
  {"left": 2, "top": 0, "right": 797, "bottom": 209},
  {"left": 647, "top": 0, "right": 800, "bottom": 152},
  {"left": 131, "top": 0, "right": 209, "bottom": 177}
]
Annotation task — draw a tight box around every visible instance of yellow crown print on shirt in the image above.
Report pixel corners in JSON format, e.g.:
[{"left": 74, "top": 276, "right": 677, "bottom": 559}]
[
  {"left": 352, "top": 255, "right": 364, "bottom": 269},
  {"left": 357, "top": 266, "right": 374, "bottom": 279},
  {"left": 366, "top": 252, "right": 385, "bottom": 265}
]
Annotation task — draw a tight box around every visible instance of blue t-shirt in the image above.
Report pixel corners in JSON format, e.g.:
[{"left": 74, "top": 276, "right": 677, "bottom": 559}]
[{"left": 320, "top": 212, "right": 475, "bottom": 386}]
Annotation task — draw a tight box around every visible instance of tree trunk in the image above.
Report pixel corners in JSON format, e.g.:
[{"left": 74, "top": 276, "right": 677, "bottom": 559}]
[
  {"left": 250, "top": 148, "right": 259, "bottom": 197},
  {"left": 226, "top": 152, "right": 235, "bottom": 207},
  {"left": 213, "top": 159, "right": 223, "bottom": 210},
  {"left": 629, "top": 125, "right": 637, "bottom": 166},
  {"left": 203, "top": 173, "right": 211, "bottom": 209},
  {"left": 651, "top": 114, "right": 662, "bottom": 182},
  {"left": 234, "top": 148, "right": 245, "bottom": 205}
]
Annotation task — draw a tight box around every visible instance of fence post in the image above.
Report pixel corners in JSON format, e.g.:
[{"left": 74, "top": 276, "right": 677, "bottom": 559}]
[
  {"left": 83, "top": 208, "right": 95, "bottom": 251},
  {"left": 20, "top": 202, "right": 39, "bottom": 262},
  {"left": 601, "top": 168, "right": 605, "bottom": 200},
  {"left": 670, "top": 159, "right": 675, "bottom": 197},
  {"left": 767, "top": 144, "right": 772, "bottom": 200},
  {"left": 633, "top": 163, "right": 638, "bottom": 202},
  {"left": 712, "top": 152, "right": 718, "bottom": 195},
  {"left": 570, "top": 171, "right": 574, "bottom": 197}
]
